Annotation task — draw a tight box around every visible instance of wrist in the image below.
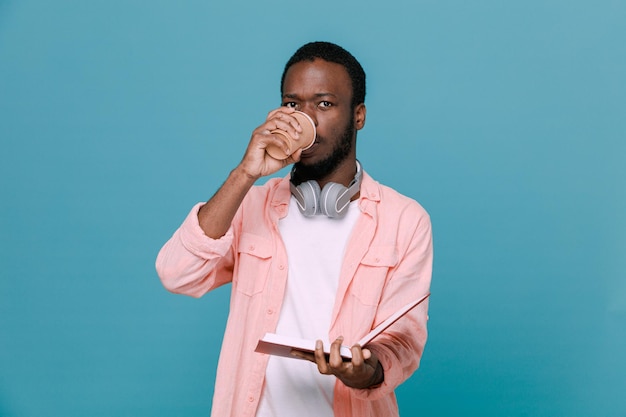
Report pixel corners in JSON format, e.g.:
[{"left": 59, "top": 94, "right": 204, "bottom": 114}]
[
  {"left": 232, "top": 165, "right": 260, "bottom": 185},
  {"left": 367, "top": 361, "right": 385, "bottom": 388}
]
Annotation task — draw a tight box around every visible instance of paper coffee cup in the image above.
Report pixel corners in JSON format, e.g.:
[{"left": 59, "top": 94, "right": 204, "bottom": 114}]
[{"left": 266, "top": 111, "right": 316, "bottom": 160}]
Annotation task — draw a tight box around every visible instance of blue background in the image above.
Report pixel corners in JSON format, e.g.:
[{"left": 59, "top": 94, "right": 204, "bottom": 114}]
[{"left": 1, "top": 1, "right": 624, "bottom": 416}]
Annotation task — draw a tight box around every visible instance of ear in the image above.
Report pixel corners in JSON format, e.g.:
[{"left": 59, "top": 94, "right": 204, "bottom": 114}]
[{"left": 354, "top": 103, "right": 366, "bottom": 130}]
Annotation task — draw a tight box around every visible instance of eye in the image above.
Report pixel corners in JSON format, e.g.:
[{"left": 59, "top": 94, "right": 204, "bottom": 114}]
[
  {"left": 283, "top": 102, "right": 298, "bottom": 109},
  {"left": 318, "top": 101, "right": 332, "bottom": 109}
]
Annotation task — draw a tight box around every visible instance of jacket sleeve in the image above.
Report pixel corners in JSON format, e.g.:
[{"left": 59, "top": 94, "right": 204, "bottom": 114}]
[
  {"left": 353, "top": 208, "right": 433, "bottom": 400},
  {"left": 155, "top": 203, "right": 238, "bottom": 298}
]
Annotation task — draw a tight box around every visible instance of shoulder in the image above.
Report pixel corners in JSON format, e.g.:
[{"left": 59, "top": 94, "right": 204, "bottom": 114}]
[
  {"left": 362, "top": 171, "right": 430, "bottom": 222},
  {"left": 230, "top": 176, "right": 289, "bottom": 237},
  {"left": 243, "top": 176, "right": 289, "bottom": 201},
  {"left": 237, "top": 176, "right": 291, "bottom": 219}
]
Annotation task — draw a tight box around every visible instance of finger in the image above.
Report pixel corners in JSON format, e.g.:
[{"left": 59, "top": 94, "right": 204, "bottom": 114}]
[
  {"left": 361, "top": 347, "right": 372, "bottom": 361},
  {"left": 284, "top": 148, "right": 303, "bottom": 164},
  {"left": 328, "top": 337, "right": 345, "bottom": 369},
  {"left": 314, "top": 340, "right": 331, "bottom": 374},
  {"left": 267, "top": 106, "right": 296, "bottom": 119},
  {"left": 285, "top": 112, "right": 304, "bottom": 133},
  {"left": 263, "top": 119, "right": 300, "bottom": 141},
  {"left": 350, "top": 344, "right": 365, "bottom": 368},
  {"left": 290, "top": 349, "right": 315, "bottom": 363},
  {"left": 264, "top": 131, "right": 293, "bottom": 157},
  {"left": 266, "top": 110, "right": 302, "bottom": 137},
  {"left": 269, "top": 107, "right": 303, "bottom": 132}
]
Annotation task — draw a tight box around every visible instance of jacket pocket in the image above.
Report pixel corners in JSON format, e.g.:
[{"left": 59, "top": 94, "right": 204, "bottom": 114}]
[
  {"left": 234, "top": 232, "right": 273, "bottom": 296},
  {"left": 350, "top": 245, "right": 399, "bottom": 306}
]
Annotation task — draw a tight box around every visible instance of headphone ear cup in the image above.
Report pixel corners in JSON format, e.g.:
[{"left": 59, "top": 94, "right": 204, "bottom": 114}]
[
  {"left": 292, "top": 180, "right": 321, "bottom": 217},
  {"left": 320, "top": 182, "right": 349, "bottom": 218},
  {"left": 289, "top": 159, "right": 362, "bottom": 218}
]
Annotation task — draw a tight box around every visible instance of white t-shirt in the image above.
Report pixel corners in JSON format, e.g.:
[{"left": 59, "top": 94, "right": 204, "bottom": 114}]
[{"left": 255, "top": 197, "right": 360, "bottom": 417}]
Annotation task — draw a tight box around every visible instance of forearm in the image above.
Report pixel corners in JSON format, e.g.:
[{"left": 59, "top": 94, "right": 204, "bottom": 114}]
[
  {"left": 198, "top": 107, "right": 307, "bottom": 238},
  {"left": 198, "top": 166, "right": 257, "bottom": 239}
]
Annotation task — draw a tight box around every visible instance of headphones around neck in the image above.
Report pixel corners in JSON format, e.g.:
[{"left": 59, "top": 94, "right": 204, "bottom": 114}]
[{"left": 289, "top": 160, "right": 363, "bottom": 218}]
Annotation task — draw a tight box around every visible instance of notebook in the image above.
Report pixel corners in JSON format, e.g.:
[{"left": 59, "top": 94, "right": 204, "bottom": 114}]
[{"left": 254, "top": 292, "right": 430, "bottom": 360}]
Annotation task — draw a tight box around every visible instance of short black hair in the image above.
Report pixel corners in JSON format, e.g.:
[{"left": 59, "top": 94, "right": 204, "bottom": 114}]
[{"left": 280, "top": 41, "right": 366, "bottom": 108}]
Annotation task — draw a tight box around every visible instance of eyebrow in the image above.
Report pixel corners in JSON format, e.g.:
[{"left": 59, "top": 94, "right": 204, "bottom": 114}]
[{"left": 282, "top": 93, "right": 338, "bottom": 99}]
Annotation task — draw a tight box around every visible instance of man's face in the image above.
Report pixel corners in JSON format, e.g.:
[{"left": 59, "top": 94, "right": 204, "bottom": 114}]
[{"left": 281, "top": 59, "right": 361, "bottom": 180}]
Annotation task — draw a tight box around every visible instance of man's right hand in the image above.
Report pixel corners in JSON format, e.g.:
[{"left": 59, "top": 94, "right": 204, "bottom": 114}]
[
  {"left": 238, "top": 107, "right": 307, "bottom": 180},
  {"left": 197, "top": 107, "right": 308, "bottom": 239}
]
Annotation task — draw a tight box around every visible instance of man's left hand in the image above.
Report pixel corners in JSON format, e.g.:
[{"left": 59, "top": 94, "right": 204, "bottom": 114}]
[{"left": 292, "top": 337, "right": 384, "bottom": 389}]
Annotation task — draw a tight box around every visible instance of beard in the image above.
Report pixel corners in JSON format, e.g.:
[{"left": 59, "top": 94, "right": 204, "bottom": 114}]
[{"left": 292, "top": 116, "right": 355, "bottom": 184}]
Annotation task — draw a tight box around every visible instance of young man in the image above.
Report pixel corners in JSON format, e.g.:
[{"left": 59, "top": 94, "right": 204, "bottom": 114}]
[{"left": 156, "top": 41, "right": 433, "bottom": 417}]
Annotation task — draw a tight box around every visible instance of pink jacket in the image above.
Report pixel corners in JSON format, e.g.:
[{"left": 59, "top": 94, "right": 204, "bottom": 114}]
[{"left": 156, "top": 171, "right": 433, "bottom": 417}]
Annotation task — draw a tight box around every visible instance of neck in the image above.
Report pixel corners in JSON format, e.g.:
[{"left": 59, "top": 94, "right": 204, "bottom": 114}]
[
  {"left": 292, "top": 156, "right": 358, "bottom": 188},
  {"left": 316, "top": 158, "right": 358, "bottom": 190}
]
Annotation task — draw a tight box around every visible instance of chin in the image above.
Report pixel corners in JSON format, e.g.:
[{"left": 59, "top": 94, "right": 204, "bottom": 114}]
[{"left": 296, "top": 151, "right": 323, "bottom": 166}]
